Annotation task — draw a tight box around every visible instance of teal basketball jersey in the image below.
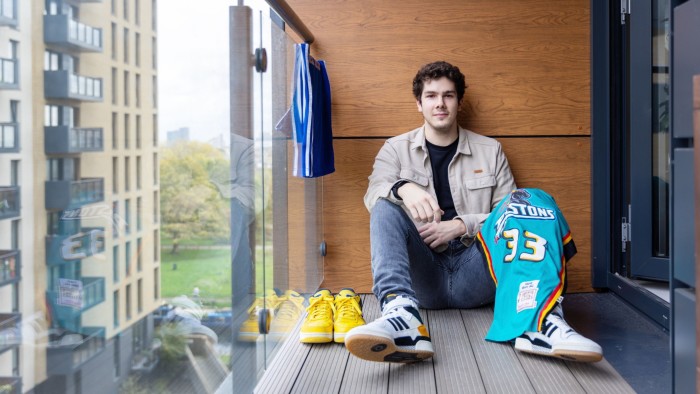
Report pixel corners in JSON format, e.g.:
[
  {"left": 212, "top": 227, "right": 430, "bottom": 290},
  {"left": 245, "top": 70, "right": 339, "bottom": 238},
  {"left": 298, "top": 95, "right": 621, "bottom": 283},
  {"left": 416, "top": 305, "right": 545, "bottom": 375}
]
[{"left": 476, "top": 188, "right": 577, "bottom": 342}]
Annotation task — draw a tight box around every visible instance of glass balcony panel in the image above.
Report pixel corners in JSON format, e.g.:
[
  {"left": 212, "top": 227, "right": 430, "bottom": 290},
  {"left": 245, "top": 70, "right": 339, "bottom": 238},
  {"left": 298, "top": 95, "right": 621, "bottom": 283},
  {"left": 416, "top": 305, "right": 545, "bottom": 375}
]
[
  {"left": 0, "top": 186, "right": 20, "bottom": 220},
  {"left": 0, "top": 123, "right": 18, "bottom": 152},
  {"left": 0, "top": 250, "right": 20, "bottom": 287},
  {"left": 45, "top": 178, "right": 105, "bottom": 210},
  {"left": 45, "top": 126, "right": 104, "bottom": 154},
  {"left": 44, "top": 14, "right": 103, "bottom": 52},
  {"left": 45, "top": 70, "right": 103, "bottom": 102},
  {"left": 46, "top": 326, "right": 105, "bottom": 375}
]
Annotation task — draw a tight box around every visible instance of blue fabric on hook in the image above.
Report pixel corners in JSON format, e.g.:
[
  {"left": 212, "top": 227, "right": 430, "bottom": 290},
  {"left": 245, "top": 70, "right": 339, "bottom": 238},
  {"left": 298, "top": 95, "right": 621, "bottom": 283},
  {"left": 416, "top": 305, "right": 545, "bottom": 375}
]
[{"left": 292, "top": 43, "right": 335, "bottom": 178}]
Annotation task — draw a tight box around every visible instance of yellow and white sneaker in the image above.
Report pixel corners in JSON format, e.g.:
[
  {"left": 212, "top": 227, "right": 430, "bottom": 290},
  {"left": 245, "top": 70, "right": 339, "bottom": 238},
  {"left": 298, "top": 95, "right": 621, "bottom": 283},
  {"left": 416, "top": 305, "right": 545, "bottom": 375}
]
[
  {"left": 269, "top": 290, "right": 306, "bottom": 341},
  {"left": 238, "top": 290, "right": 279, "bottom": 342},
  {"left": 333, "top": 288, "right": 365, "bottom": 343},
  {"left": 299, "top": 289, "right": 335, "bottom": 343}
]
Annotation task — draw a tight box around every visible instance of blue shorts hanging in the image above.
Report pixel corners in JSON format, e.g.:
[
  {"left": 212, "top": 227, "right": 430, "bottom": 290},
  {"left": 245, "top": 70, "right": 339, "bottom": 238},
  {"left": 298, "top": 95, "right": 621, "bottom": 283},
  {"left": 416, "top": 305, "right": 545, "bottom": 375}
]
[{"left": 292, "top": 43, "right": 335, "bottom": 178}]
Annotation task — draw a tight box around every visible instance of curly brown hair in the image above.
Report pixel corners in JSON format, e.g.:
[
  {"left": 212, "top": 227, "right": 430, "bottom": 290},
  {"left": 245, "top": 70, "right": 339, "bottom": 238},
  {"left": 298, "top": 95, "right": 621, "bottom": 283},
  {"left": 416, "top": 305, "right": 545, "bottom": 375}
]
[{"left": 412, "top": 61, "right": 467, "bottom": 102}]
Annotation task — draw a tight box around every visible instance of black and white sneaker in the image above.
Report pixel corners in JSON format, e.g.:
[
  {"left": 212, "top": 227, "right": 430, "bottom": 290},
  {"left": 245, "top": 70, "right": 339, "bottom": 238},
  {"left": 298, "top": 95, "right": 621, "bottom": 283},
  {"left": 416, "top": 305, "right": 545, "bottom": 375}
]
[
  {"left": 514, "top": 305, "right": 603, "bottom": 362},
  {"left": 344, "top": 296, "right": 434, "bottom": 363}
]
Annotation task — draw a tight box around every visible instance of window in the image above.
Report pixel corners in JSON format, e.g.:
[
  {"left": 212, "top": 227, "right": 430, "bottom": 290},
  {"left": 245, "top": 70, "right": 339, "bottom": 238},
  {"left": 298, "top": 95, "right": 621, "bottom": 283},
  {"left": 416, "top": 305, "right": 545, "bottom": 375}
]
[
  {"left": 125, "top": 198, "right": 131, "bottom": 234},
  {"left": 152, "top": 75, "right": 157, "bottom": 108},
  {"left": 113, "top": 290, "right": 120, "bottom": 327},
  {"left": 44, "top": 50, "right": 59, "bottom": 71},
  {"left": 111, "top": 67, "right": 117, "bottom": 104},
  {"left": 46, "top": 158, "right": 63, "bottom": 181},
  {"left": 137, "top": 237, "right": 142, "bottom": 271},
  {"left": 151, "top": 0, "right": 157, "bottom": 30},
  {"left": 112, "top": 157, "right": 118, "bottom": 193},
  {"left": 153, "top": 152, "right": 158, "bottom": 185},
  {"left": 124, "top": 113, "right": 130, "bottom": 149},
  {"left": 11, "top": 220, "right": 20, "bottom": 250},
  {"left": 152, "top": 37, "right": 157, "bottom": 69},
  {"left": 135, "top": 0, "right": 140, "bottom": 25},
  {"left": 152, "top": 114, "right": 158, "bottom": 146},
  {"left": 154, "top": 267, "right": 159, "bottom": 300},
  {"left": 125, "top": 240, "right": 131, "bottom": 275},
  {"left": 113, "top": 246, "right": 119, "bottom": 282},
  {"left": 135, "top": 32, "right": 141, "bottom": 66},
  {"left": 112, "top": 112, "right": 118, "bottom": 149},
  {"left": 124, "top": 71, "right": 129, "bottom": 106},
  {"left": 123, "top": 27, "right": 129, "bottom": 64},
  {"left": 126, "top": 284, "right": 132, "bottom": 320},
  {"left": 153, "top": 229, "right": 159, "bottom": 262},
  {"left": 113, "top": 335, "right": 120, "bottom": 378},
  {"left": 125, "top": 157, "right": 130, "bottom": 192},
  {"left": 136, "top": 156, "right": 141, "bottom": 190},
  {"left": 136, "top": 197, "right": 142, "bottom": 231},
  {"left": 111, "top": 23, "right": 117, "bottom": 60},
  {"left": 112, "top": 201, "right": 119, "bottom": 238},
  {"left": 123, "top": 0, "right": 128, "bottom": 20},
  {"left": 135, "top": 73, "right": 141, "bottom": 107},
  {"left": 136, "top": 115, "right": 141, "bottom": 149},
  {"left": 10, "top": 160, "right": 19, "bottom": 186},
  {"left": 137, "top": 279, "right": 143, "bottom": 313},
  {"left": 153, "top": 191, "right": 158, "bottom": 223}
]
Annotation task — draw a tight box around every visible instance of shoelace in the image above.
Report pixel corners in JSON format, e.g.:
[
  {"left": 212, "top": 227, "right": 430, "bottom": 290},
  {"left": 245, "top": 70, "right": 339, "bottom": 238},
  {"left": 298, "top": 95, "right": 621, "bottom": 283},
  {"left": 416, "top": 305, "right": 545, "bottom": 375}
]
[
  {"left": 306, "top": 295, "right": 335, "bottom": 321},
  {"left": 544, "top": 310, "right": 575, "bottom": 336},
  {"left": 335, "top": 297, "right": 362, "bottom": 321},
  {"left": 275, "top": 296, "right": 305, "bottom": 321}
]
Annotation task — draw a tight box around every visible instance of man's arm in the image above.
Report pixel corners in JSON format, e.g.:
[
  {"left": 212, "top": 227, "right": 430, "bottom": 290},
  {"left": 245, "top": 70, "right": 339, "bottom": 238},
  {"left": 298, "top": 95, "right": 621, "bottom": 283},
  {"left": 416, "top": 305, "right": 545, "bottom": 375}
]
[{"left": 364, "top": 142, "right": 404, "bottom": 211}]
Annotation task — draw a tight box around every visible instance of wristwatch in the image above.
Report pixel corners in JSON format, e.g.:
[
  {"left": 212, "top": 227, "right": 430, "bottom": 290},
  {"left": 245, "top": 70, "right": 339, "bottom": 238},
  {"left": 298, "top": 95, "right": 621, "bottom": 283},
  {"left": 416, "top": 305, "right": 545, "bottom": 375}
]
[{"left": 391, "top": 180, "right": 410, "bottom": 200}]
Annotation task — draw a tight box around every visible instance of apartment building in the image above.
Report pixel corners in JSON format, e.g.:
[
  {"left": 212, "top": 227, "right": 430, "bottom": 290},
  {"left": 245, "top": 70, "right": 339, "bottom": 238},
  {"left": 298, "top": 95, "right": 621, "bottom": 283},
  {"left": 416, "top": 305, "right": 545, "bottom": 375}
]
[{"left": 0, "top": 0, "right": 160, "bottom": 393}]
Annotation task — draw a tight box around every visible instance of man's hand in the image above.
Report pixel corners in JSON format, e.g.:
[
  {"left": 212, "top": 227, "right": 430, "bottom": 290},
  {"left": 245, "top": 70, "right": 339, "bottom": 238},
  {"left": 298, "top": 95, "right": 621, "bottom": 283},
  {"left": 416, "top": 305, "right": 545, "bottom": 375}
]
[
  {"left": 397, "top": 182, "right": 443, "bottom": 223},
  {"left": 418, "top": 220, "right": 467, "bottom": 250}
]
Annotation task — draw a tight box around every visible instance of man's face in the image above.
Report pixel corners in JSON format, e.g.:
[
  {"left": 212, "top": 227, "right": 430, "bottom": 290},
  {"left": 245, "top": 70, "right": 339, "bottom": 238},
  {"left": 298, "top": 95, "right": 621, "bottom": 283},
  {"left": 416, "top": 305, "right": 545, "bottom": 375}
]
[{"left": 416, "top": 77, "right": 461, "bottom": 134}]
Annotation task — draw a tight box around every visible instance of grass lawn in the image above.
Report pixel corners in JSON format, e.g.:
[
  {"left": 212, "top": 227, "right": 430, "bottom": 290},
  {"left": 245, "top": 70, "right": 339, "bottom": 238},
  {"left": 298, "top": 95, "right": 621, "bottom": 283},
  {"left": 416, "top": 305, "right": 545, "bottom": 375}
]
[{"left": 161, "top": 246, "right": 273, "bottom": 308}]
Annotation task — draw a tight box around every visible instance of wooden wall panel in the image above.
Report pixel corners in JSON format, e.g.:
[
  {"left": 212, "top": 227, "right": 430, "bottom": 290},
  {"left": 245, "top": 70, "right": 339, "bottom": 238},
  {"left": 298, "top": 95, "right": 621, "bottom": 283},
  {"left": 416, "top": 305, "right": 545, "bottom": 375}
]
[
  {"left": 288, "top": 0, "right": 590, "bottom": 138},
  {"left": 321, "top": 138, "right": 593, "bottom": 294}
]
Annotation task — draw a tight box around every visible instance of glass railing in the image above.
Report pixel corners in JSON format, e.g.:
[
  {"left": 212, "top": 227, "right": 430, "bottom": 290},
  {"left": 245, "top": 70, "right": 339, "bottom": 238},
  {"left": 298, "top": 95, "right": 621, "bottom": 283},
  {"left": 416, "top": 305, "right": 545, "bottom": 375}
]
[
  {"left": 45, "top": 126, "right": 104, "bottom": 154},
  {"left": 68, "top": 19, "right": 102, "bottom": 49},
  {"left": 71, "top": 127, "right": 104, "bottom": 151},
  {"left": 69, "top": 74, "right": 103, "bottom": 99},
  {"left": 0, "top": 376, "right": 21, "bottom": 394},
  {"left": 47, "top": 327, "right": 106, "bottom": 374},
  {"left": 0, "top": 249, "right": 20, "bottom": 286},
  {"left": 69, "top": 178, "right": 105, "bottom": 207},
  {"left": 0, "top": 122, "right": 19, "bottom": 152},
  {"left": 0, "top": 313, "right": 21, "bottom": 352},
  {"left": 0, "top": 186, "right": 20, "bottom": 219},
  {"left": 0, "top": 57, "right": 17, "bottom": 86}
]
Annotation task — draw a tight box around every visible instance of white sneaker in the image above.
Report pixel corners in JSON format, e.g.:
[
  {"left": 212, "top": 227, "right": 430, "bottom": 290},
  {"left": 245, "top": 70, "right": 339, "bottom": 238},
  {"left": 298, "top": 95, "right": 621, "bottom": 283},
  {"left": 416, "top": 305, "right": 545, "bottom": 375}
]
[
  {"left": 514, "top": 305, "right": 603, "bottom": 362},
  {"left": 344, "top": 296, "right": 434, "bottom": 363}
]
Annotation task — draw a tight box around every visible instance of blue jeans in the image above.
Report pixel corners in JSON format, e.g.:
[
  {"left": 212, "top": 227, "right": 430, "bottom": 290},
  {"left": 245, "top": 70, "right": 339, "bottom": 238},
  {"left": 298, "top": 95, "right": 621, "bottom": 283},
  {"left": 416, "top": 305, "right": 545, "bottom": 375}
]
[{"left": 370, "top": 199, "right": 495, "bottom": 309}]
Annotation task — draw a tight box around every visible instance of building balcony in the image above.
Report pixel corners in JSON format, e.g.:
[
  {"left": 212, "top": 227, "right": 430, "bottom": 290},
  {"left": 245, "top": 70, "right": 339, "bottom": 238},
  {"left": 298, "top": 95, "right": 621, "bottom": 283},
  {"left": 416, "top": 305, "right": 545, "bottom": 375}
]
[
  {"left": 47, "top": 326, "right": 105, "bottom": 375},
  {"left": 0, "top": 313, "right": 21, "bottom": 355},
  {"left": 0, "top": 57, "right": 18, "bottom": 90},
  {"left": 0, "top": 123, "right": 19, "bottom": 153},
  {"left": 45, "top": 126, "right": 104, "bottom": 154},
  {"left": 45, "top": 178, "right": 104, "bottom": 210},
  {"left": 65, "top": 0, "right": 104, "bottom": 3},
  {"left": 0, "top": 250, "right": 20, "bottom": 287},
  {"left": 0, "top": 377, "right": 21, "bottom": 394},
  {"left": 0, "top": 0, "right": 17, "bottom": 27},
  {"left": 46, "top": 277, "right": 105, "bottom": 324},
  {"left": 43, "top": 14, "right": 102, "bottom": 52},
  {"left": 44, "top": 70, "right": 102, "bottom": 102},
  {"left": 0, "top": 186, "right": 20, "bottom": 220},
  {"left": 46, "top": 227, "right": 105, "bottom": 266}
]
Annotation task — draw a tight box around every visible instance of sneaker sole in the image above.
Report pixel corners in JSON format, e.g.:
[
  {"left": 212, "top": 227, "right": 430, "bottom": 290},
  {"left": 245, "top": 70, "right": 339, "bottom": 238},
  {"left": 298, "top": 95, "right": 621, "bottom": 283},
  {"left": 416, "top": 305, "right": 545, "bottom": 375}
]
[
  {"left": 345, "top": 333, "right": 434, "bottom": 363},
  {"left": 514, "top": 337, "right": 603, "bottom": 363},
  {"left": 299, "top": 332, "right": 333, "bottom": 343}
]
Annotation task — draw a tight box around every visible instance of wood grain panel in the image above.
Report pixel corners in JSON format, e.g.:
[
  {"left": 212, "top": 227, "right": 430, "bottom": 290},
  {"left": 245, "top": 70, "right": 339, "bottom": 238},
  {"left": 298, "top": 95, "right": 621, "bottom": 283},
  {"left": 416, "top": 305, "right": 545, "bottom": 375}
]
[
  {"left": 287, "top": 0, "right": 590, "bottom": 138},
  {"left": 321, "top": 137, "right": 593, "bottom": 294}
]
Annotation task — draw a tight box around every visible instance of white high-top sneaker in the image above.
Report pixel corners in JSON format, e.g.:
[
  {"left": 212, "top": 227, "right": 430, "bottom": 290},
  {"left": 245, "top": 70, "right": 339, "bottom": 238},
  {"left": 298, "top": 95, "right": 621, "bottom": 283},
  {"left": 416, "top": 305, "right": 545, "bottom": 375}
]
[
  {"left": 514, "top": 304, "right": 603, "bottom": 362},
  {"left": 344, "top": 295, "right": 434, "bottom": 363}
]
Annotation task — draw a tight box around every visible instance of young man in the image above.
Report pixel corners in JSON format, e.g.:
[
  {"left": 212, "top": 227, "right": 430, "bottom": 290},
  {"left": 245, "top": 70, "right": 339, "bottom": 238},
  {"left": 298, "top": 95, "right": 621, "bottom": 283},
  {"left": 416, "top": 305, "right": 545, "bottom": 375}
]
[{"left": 344, "top": 61, "right": 602, "bottom": 363}]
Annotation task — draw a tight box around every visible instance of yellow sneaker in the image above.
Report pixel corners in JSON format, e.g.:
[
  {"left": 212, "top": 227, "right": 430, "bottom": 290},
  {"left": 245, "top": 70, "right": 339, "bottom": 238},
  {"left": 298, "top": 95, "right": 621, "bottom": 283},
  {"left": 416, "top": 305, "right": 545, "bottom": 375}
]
[
  {"left": 238, "top": 290, "right": 279, "bottom": 342},
  {"left": 333, "top": 288, "right": 365, "bottom": 343},
  {"left": 299, "top": 289, "right": 335, "bottom": 343},
  {"left": 269, "top": 290, "right": 305, "bottom": 341}
]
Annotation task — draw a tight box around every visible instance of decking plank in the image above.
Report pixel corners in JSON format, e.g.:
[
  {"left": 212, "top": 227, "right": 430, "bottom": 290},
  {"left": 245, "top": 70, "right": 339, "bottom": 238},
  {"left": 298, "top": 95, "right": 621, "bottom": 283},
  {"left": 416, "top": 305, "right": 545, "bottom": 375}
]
[
  {"left": 566, "top": 359, "right": 636, "bottom": 394},
  {"left": 388, "top": 308, "right": 437, "bottom": 394},
  {"left": 460, "top": 307, "right": 536, "bottom": 394},
  {"left": 514, "top": 352, "right": 586, "bottom": 394},
  {"left": 338, "top": 295, "right": 390, "bottom": 394},
  {"left": 428, "top": 309, "right": 486, "bottom": 394}
]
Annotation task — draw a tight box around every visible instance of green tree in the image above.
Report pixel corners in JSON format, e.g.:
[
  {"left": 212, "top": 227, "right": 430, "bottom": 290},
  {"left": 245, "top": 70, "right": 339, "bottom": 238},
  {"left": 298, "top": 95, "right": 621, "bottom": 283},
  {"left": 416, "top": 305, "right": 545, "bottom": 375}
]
[{"left": 160, "top": 141, "right": 230, "bottom": 253}]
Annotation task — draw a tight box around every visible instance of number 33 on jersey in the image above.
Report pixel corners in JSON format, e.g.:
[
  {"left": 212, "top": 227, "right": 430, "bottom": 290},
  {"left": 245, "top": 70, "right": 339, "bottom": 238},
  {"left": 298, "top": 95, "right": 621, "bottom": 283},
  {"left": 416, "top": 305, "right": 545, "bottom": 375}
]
[{"left": 476, "top": 188, "right": 577, "bottom": 342}]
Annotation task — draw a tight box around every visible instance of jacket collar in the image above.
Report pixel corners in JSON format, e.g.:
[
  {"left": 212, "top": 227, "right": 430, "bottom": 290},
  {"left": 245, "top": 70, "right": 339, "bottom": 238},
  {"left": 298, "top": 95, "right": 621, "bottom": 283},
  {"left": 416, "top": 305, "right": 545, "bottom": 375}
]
[{"left": 411, "top": 126, "right": 472, "bottom": 156}]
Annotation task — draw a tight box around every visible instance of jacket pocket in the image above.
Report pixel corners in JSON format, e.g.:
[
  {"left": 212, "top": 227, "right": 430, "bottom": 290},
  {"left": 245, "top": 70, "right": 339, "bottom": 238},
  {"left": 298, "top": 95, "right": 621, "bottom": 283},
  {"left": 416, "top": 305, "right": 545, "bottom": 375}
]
[
  {"left": 399, "top": 169, "right": 430, "bottom": 187},
  {"left": 465, "top": 174, "right": 496, "bottom": 190}
]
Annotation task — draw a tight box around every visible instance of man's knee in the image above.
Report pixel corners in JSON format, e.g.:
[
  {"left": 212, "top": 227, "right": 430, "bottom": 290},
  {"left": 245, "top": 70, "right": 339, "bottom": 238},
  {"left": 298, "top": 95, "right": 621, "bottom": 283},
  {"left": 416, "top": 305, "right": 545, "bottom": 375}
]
[{"left": 370, "top": 199, "right": 405, "bottom": 225}]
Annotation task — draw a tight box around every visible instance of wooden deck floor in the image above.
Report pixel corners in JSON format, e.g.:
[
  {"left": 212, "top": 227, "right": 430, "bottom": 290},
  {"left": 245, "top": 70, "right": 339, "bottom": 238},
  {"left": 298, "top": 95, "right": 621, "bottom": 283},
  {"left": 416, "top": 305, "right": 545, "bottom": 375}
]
[{"left": 253, "top": 295, "right": 636, "bottom": 394}]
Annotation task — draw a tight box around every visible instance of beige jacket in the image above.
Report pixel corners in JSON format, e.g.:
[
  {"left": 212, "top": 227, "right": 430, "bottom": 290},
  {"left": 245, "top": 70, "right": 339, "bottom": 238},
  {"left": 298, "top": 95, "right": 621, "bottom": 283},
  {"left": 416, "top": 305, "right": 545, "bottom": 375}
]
[{"left": 364, "top": 126, "right": 516, "bottom": 243}]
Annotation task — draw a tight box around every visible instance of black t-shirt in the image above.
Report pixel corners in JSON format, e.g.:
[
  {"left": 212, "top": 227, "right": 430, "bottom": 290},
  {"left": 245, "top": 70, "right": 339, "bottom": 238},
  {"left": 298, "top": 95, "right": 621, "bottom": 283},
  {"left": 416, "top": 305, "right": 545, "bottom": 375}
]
[{"left": 426, "top": 139, "right": 458, "bottom": 221}]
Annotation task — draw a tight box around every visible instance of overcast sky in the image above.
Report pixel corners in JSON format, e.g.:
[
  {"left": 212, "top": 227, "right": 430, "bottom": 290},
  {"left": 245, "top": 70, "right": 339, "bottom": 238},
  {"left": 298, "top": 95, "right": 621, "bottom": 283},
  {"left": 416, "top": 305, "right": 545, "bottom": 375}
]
[{"left": 159, "top": 0, "right": 255, "bottom": 144}]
